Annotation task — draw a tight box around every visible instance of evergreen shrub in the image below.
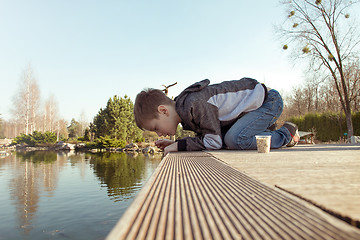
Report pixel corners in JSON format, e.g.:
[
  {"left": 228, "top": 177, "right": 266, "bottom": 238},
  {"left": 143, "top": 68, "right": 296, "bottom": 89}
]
[
  {"left": 287, "top": 111, "right": 360, "bottom": 142},
  {"left": 94, "top": 136, "right": 126, "bottom": 149},
  {"left": 11, "top": 131, "right": 57, "bottom": 146}
]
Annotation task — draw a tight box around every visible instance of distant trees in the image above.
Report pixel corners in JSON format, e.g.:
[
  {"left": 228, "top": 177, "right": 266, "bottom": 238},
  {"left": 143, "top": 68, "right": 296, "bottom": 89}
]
[
  {"left": 3, "top": 65, "right": 144, "bottom": 145},
  {"left": 68, "top": 118, "right": 83, "bottom": 139},
  {"left": 12, "top": 64, "right": 41, "bottom": 135},
  {"left": 176, "top": 125, "right": 195, "bottom": 139},
  {"left": 285, "top": 62, "right": 360, "bottom": 116},
  {"left": 57, "top": 119, "right": 69, "bottom": 140},
  {"left": 90, "top": 95, "right": 144, "bottom": 147},
  {"left": 344, "top": 60, "right": 360, "bottom": 111},
  {"left": 78, "top": 111, "right": 89, "bottom": 138},
  {"left": 43, "top": 94, "right": 58, "bottom": 132},
  {"left": 0, "top": 114, "right": 4, "bottom": 139},
  {"left": 65, "top": 113, "right": 88, "bottom": 140},
  {"left": 4, "top": 64, "right": 68, "bottom": 139},
  {"left": 278, "top": 0, "right": 360, "bottom": 141}
]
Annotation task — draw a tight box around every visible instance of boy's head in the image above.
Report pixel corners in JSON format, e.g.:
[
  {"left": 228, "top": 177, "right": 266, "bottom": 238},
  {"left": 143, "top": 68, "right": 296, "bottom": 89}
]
[{"left": 134, "top": 88, "right": 179, "bottom": 136}]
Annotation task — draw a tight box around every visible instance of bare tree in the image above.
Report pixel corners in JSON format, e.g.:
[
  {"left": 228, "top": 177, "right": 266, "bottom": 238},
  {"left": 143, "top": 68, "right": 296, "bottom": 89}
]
[
  {"left": 57, "top": 119, "right": 69, "bottom": 140},
  {"left": 11, "top": 64, "right": 41, "bottom": 135},
  {"left": 44, "top": 94, "right": 58, "bottom": 132},
  {"left": 320, "top": 81, "right": 342, "bottom": 111},
  {"left": 290, "top": 86, "right": 307, "bottom": 115},
  {"left": 344, "top": 59, "right": 360, "bottom": 111},
  {"left": 303, "top": 71, "right": 327, "bottom": 112},
  {"left": 0, "top": 114, "right": 3, "bottom": 138},
  {"left": 30, "top": 77, "right": 40, "bottom": 132},
  {"left": 278, "top": 0, "right": 360, "bottom": 141},
  {"left": 79, "top": 111, "right": 89, "bottom": 136}
]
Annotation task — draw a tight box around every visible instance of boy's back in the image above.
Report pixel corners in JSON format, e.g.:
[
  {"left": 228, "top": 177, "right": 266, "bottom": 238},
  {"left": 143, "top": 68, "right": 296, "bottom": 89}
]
[{"left": 175, "top": 78, "right": 266, "bottom": 151}]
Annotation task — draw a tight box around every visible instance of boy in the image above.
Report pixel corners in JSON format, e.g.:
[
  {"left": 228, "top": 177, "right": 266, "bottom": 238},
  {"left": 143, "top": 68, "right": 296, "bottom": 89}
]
[{"left": 134, "top": 78, "right": 299, "bottom": 155}]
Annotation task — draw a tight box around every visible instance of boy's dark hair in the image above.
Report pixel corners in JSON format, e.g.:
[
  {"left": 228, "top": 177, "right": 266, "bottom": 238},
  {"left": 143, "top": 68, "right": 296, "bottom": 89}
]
[{"left": 134, "top": 88, "right": 173, "bottom": 129}]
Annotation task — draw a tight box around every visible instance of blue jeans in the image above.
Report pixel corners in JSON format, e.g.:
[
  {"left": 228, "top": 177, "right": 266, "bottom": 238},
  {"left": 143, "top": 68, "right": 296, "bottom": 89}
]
[{"left": 224, "top": 89, "right": 291, "bottom": 150}]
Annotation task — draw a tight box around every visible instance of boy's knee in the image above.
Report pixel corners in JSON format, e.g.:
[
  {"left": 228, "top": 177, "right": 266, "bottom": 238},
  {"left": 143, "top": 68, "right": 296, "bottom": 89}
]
[
  {"left": 224, "top": 133, "right": 237, "bottom": 149},
  {"left": 224, "top": 133, "right": 252, "bottom": 150},
  {"left": 224, "top": 133, "right": 246, "bottom": 149}
]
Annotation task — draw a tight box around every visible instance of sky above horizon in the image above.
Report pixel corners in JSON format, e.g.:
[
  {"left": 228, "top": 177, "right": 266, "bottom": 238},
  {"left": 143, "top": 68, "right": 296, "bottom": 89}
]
[{"left": 1, "top": 1, "right": 358, "bottom": 123}]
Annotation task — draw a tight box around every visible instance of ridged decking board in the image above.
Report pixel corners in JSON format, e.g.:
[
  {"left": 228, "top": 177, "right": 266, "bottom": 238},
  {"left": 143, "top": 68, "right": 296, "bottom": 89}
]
[{"left": 106, "top": 152, "right": 360, "bottom": 240}]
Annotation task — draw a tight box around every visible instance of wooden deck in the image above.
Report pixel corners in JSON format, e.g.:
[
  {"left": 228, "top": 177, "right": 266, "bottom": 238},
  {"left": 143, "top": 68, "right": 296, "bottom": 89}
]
[
  {"left": 210, "top": 144, "right": 360, "bottom": 227},
  {"left": 106, "top": 152, "right": 360, "bottom": 240}
]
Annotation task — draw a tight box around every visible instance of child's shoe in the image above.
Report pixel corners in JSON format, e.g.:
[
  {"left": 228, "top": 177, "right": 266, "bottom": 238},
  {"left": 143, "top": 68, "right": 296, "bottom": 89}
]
[{"left": 283, "top": 122, "right": 300, "bottom": 147}]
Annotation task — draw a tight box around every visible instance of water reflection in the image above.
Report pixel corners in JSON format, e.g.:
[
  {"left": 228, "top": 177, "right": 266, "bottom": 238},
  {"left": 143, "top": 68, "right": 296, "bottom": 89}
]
[
  {"left": 89, "top": 152, "right": 150, "bottom": 201},
  {"left": 0, "top": 151, "right": 161, "bottom": 239},
  {"left": 9, "top": 151, "right": 64, "bottom": 234},
  {"left": 16, "top": 150, "right": 58, "bottom": 163}
]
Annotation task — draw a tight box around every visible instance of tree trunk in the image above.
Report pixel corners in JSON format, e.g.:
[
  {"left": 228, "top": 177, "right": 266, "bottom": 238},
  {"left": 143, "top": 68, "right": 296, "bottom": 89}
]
[
  {"left": 340, "top": 68, "right": 354, "bottom": 140},
  {"left": 25, "top": 83, "right": 30, "bottom": 135},
  {"left": 344, "top": 102, "right": 354, "bottom": 142}
]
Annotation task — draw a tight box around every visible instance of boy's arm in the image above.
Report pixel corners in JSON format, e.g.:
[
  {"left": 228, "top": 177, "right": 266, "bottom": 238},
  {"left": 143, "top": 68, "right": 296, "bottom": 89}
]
[
  {"left": 164, "top": 142, "right": 178, "bottom": 155},
  {"left": 177, "top": 103, "right": 222, "bottom": 151},
  {"left": 177, "top": 134, "right": 222, "bottom": 151},
  {"left": 155, "top": 139, "right": 175, "bottom": 150}
]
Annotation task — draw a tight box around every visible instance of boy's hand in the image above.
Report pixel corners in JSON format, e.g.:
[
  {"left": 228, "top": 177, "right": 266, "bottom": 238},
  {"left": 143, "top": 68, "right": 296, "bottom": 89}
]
[{"left": 155, "top": 139, "right": 175, "bottom": 150}]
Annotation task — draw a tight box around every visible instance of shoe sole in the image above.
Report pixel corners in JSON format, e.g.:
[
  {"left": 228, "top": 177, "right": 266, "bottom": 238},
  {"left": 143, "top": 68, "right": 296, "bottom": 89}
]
[{"left": 286, "top": 127, "right": 300, "bottom": 147}]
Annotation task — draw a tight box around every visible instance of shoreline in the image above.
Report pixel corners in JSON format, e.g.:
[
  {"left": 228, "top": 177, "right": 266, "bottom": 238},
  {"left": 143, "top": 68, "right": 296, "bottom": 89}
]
[{"left": 0, "top": 142, "right": 159, "bottom": 154}]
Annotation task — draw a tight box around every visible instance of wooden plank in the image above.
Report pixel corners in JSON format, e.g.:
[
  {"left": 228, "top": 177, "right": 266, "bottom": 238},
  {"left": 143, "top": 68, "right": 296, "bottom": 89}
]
[
  {"left": 210, "top": 144, "right": 360, "bottom": 226},
  {"left": 107, "top": 151, "right": 360, "bottom": 240}
]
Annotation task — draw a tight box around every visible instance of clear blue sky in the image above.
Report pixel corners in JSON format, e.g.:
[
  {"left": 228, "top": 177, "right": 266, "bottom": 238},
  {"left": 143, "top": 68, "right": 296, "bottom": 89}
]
[{"left": 0, "top": 0, "right": 308, "bottom": 123}]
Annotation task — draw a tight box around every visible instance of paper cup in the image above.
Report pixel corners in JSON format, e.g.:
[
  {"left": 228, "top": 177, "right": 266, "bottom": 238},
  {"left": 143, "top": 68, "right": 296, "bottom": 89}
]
[{"left": 255, "top": 135, "right": 271, "bottom": 153}]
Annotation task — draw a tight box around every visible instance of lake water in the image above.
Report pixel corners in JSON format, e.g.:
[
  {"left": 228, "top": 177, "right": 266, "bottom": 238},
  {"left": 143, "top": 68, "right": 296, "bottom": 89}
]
[{"left": 0, "top": 151, "right": 162, "bottom": 240}]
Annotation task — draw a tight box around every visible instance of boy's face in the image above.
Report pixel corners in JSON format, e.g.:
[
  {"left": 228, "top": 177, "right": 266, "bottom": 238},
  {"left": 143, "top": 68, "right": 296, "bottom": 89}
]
[{"left": 143, "top": 105, "right": 178, "bottom": 137}]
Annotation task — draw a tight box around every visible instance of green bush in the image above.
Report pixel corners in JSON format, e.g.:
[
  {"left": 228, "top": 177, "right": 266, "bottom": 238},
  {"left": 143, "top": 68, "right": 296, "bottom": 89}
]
[
  {"left": 94, "top": 136, "right": 126, "bottom": 149},
  {"left": 12, "top": 131, "right": 57, "bottom": 146},
  {"left": 353, "top": 111, "right": 360, "bottom": 136},
  {"left": 77, "top": 136, "right": 86, "bottom": 142},
  {"left": 176, "top": 125, "right": 195, "bottom": 139},
  {"left": 288, "top": 111, "right": 360, "bottom": 142},
  {"left": 12, "top": 133, "right": 33, "bottom": 146}
]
